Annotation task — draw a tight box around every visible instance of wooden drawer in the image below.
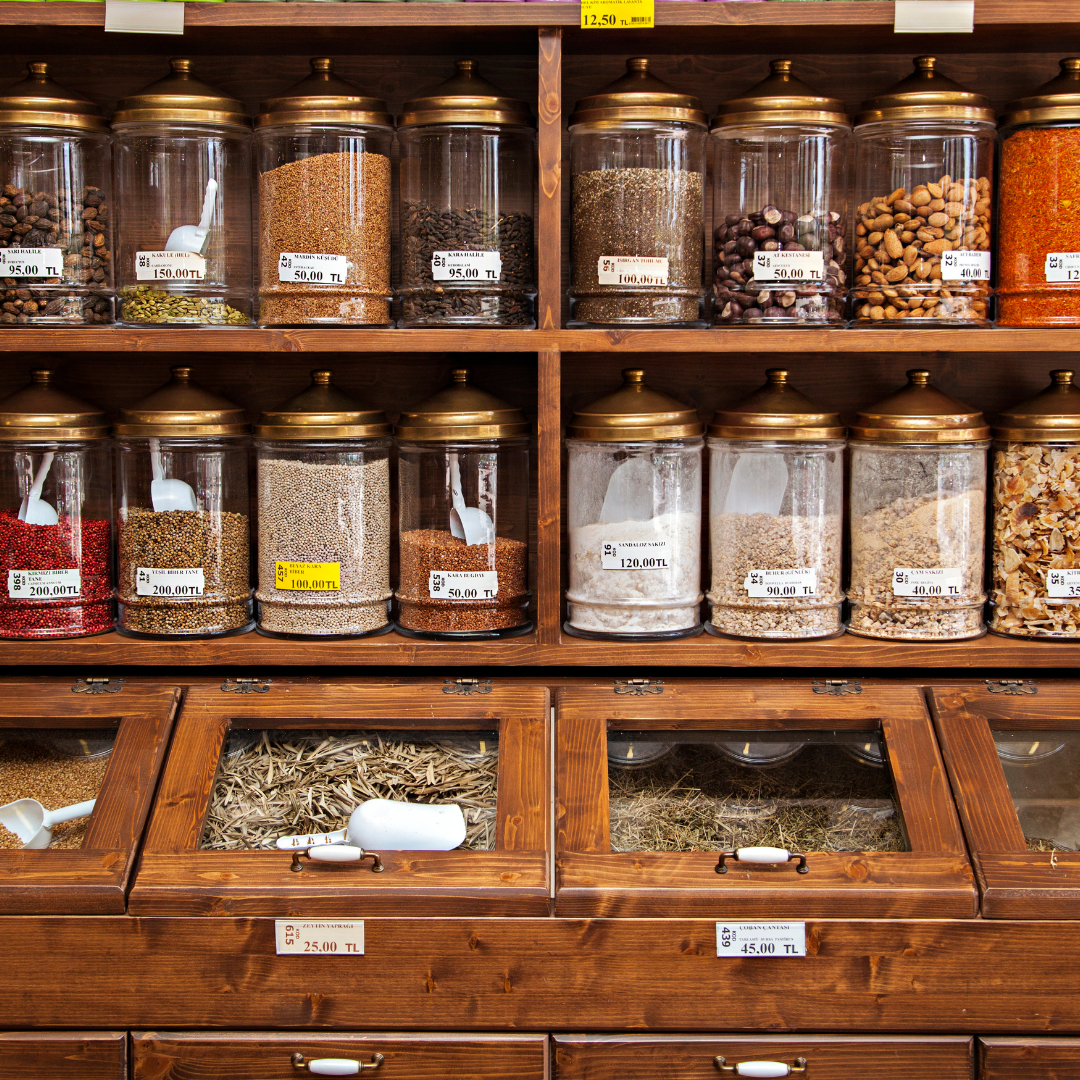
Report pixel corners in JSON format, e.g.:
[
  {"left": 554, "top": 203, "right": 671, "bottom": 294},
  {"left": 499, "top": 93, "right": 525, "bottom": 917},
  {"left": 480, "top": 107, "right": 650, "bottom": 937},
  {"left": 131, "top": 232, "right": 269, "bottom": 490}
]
[
  {"left": 555, "top": 679, "right": 976, "bottom": 918},
  {"left": 0, "top": 1032, "right": 126, "bottom": 1080},
  {"left": 129, "top": 682, "right": 550, "bottom": 917},
  {"left": 980, "top": 1037, "right": 1080, "bottom": 1079}
]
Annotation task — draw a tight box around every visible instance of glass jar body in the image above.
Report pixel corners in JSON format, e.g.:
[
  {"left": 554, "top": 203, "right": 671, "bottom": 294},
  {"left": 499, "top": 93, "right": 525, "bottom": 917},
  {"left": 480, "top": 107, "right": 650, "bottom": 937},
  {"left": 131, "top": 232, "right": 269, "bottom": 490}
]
[
  {"left": 113, "top": 120, "right": 253, "bottom": 326},
  {"left": 711, "top": 124, "right": 849, "bottom": 327},
  {"left": 395, "top": 438, "right": 531, "bottom": 638},
  {"left": 116, "top": 435, "right": 253, "bottom": 638},
  {"left": 706, "top": 438, "right": 844, "bottom": 639},
  {"left": 847, "top": 440, "right": 988, "bottom": 640},
  {"left": 397, "top": 124, "right": 536, "bottom": 328},
  {"left": 565, "top": 437, "right": 703, "bottom": 639},
  {"left": 0, "top": 439, "right": 113, "bottom": 638},
  {"left": 851, "top": 119, "right": 995, "bottom": 326},
  {"left": 255, "top": 437, "right": 392, "bottom": 638},
  {"left": 0, "top": 126, "right": 115, "bottom": 326},
  {"left": 255, "top": 122, "right": 393, "bottom": 327},
  {"left": 568, "top": 121, "right": 706, "bottom": 327}
]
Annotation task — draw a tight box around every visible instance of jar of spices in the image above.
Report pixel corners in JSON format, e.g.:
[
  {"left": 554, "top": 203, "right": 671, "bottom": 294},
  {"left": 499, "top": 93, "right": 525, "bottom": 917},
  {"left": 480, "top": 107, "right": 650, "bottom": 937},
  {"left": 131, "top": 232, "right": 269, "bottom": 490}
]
[
  {"left": 711, "top": 60, "right": 850, "bottom": 327},
  {"left": 254, "top": 370, "right": 392, "bottom": 638},
  {"left": 851, "top": 56, "right": 995, "bottom": 326},
  {"left": 114, "top": 367, "right": 253, "bottom": 639},
  {"left": 847, "top": 370, "right": 989, "bottom": 641},
  {"left": 397, "top": 61, "right": 536, "bottom": 328},
  {"left": 394, "top": 369, "right": 531, "bottom": 638},
  {"left": 706, "top": 369, "right": 845, "bottom": 640},
  {"left": 0, "top": 63, "right": 115, "bottom": 326},
  {"left": 255, "top": 59, "right": 393, "bottom": 327},
  {"left": 568, "top": 59, "right": 708, "bottom": 328},
  {"left": 990, "top": 371, "right": 1080, "bottom": 638},
  {"left": 564, "top": 369, "right": 703, "bottom": 639},
  {"left": 0, "top": 370, "right": 112, "bottom": 638},
  {"left": 112, "top": 59, "right": 253, "bottom": 327},
  {"left": 998, "top": 60, "right": 1080, "bottom": 326}
]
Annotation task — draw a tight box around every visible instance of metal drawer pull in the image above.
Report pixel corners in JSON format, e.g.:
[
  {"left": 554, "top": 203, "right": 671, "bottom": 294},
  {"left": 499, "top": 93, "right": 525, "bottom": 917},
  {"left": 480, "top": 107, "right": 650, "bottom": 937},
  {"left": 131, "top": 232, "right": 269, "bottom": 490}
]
[
  {"left": 715, "top": 1057, "right": 807, "bottom": 1077},
  {"left": 715, "top": 847, "right": 808, "bottom": 875},
  {"left": 292, "top": 1053, "right": 384, "bottom": 1075},
  {"left": 290, "top": 846, "right": 384, "bottom": 873}
]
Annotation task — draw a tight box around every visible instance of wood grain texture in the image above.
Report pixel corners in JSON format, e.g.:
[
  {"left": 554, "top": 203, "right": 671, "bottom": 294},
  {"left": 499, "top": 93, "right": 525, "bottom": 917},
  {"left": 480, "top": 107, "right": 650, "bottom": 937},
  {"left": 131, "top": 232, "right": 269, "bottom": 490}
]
[
  {"left": 537, "top": 33, "right": 562, "bottom": 333},
  {"left": 537, "top": 350, "right": 562, "bottom": 645},
  {"left": 980, "top": 1036, "right": 1080, "bottom": 1080},
  {"left": 556, "top": 718, "right": 609, "bottom": 855},
  {"left": 0, "top": 1032, "right": 126, "bottom": 1080}
]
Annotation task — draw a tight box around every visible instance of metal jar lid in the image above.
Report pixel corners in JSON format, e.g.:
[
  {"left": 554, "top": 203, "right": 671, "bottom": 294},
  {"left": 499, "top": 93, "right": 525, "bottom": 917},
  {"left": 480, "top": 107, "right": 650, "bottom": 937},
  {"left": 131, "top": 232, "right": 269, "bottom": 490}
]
[
  {"left": 569, "top": 58, "right": 708, "bottom": 129},
  {"left": 256, "top": 58, "right": 393, "bottom": 130},
  {"left": 397, "top": 60, "right": 532, "bottom": 129},
  {"left": 851, "top": 369, "right": 989, "bottom": 444},
  {"left": 255, "top": 370, "right": 390, "bottom": 440},
  {"left": 855, "top": 56, "right": 995, "bottom": 127},
  {"left": 112, "top": 59, "right": 250, "bottom": 130},
  {"left": 394, "top": 369, "right": 529, "bottom": 442},
  {"left": 1000, "top": 58, "right": 1080, "bottom": 130},
  {"left": 708, "top": 369, "right": 845, "bottom": 442},
  {"left": 114, "top": 366, "right": 249, "bottom": 438},
  {"left": 0, "top": 370, "right": 108, "bottom": 442},
  {"left": 567, "top": 369, "right": 704, "bottom": 443},
  {"left": 0, "top": 63, "right": 108, "bottom": 134},
  {"left": 993, "top": 370, "right": 1080, "bottom": 443},
  {"left": 711, "top": 60, "right": 850, "bottom": 132}
]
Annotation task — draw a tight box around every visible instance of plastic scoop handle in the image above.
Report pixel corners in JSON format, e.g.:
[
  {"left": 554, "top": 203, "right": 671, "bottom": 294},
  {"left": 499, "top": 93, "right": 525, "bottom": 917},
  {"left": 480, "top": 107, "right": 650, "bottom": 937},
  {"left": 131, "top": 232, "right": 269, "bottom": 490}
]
[{"left": 42, "top": 799, "right": 96, "bottom": 829}]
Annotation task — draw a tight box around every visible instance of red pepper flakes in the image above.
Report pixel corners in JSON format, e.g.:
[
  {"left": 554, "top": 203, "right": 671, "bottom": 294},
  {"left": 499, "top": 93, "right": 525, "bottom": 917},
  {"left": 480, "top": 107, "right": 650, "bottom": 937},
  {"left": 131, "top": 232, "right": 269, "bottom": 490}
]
[{"left": 0, "top": 511, "right": 113, "bottom": 639}]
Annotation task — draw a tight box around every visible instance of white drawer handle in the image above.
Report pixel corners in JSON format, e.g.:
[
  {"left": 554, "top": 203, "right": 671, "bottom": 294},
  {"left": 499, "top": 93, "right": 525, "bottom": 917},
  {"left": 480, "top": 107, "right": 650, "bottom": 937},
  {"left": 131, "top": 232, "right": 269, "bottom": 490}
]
[
  {"left": 290, "top": 846, "right": 384, "bottom": 873},
  {"left": 292, "top": 1053, "right": 384, "bottom": 1075},
  {"left": 715, "top": 847, "right": 808, "bottom": 875},
  {"left": 715, "top": 1056, "right": 807, "bottom": 1077}
]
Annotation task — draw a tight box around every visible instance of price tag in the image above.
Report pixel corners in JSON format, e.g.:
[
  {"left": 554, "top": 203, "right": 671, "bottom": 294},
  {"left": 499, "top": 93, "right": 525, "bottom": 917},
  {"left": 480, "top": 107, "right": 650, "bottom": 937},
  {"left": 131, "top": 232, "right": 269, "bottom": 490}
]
[
  {"left": 136, "top": 567, "right": 205, "bottom": 597},
  {"left": 275, "top": 920, "right": 365, "bottom": 956},
  {"left": 105, "top": 0, "right": 185, "bottom": 34},
  {"left": 891, "top": 567, "right": 963, "bottom": 597},
  {"left": 601, "top": 539, "right": 670, "bottom": 571},
  {"left": 941, "top": 249, "right": 991, "bottom": 281},
  {"left": 716, "top": 922, "right": 806, "bottom": 958},
  {"left": 597, "top": 256, "right": 668, "bottom": 287},
  {"left": 428, "top": 570, "right": 498, "bottom": 600},
  {"left": 1045, "top": 253, "right": 1080, "bottom": 283},
  {"left": 744, "top": 568, "right": 817, "bottom": 599},
  {"left": 0, "top": 248, "right": 63, "bottom": 280},
  {"left": 753, "top": 250, "right": 824, "bottom": 283},
  {"left": 431, "top": 251, "right": 502, "bottom": 282},
  {"left": 580, "top": 0, "right": 653, "bottom": 28},
  {"left": 275, "top": 561, "right": 341, "bottom": 592},
  {"left": 1047, "top": 568, "right": 1080, "bottom": 600},
  {"left": 136, "top": 250, "right": 205, "bottom": 282},
  {"left": 893, "top": 1, "right": 974, "bottom": 33},
  {"left": 7, "top": 569, "right": 81, "bottom": 599},
  {"left": 278, "top": 253, "right": 349, "bottom": 284}
]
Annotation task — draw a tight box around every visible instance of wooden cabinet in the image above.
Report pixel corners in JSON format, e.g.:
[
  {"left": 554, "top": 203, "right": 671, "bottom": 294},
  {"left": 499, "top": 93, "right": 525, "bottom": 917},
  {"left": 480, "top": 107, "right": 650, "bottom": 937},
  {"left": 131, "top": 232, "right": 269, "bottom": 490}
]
[
  {"left": 0, "top": 1033, "right": 125, "bottom": 1079},
  {"left": 980, "top": 1037, "right": 1080, "bottom": 1079}
]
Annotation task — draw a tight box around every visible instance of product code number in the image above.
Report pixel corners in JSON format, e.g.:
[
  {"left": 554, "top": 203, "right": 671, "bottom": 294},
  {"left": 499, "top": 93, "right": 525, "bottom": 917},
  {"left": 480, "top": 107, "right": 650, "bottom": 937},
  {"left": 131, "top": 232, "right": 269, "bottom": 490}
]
[
  {"left": 275, "top": 561, "right": 341, "bottom": 592},
  {"left": 7, "top": 568, "right": 81, "bottom": 599},
  {"left": 892, "top": 567, "right": 963, "bottom": 597},
  {"left": 600, "top": 539, "right": 670, "bottom": 571},
  {"left": 278, "top": 253, "right": 349, "bottom": 284},
  {"left": 136, "top": 250, "right": 206, "bottom": 282},
  {"left": 275, "top": 920, "right": 365, "bottom": 956},
  {"left": 716, "top": 922, "right": 806, "bottom": 958},
  {"left": 428, "top": 570, "right": 498, "bottom": 600},
  {"left": 597, "top": 256, "right": 668, "bottom": 287}
]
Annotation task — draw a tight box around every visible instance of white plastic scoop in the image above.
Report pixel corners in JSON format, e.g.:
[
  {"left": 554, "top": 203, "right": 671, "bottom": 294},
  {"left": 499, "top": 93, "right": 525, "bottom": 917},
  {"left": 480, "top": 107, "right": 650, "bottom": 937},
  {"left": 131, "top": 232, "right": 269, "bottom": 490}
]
[
  {"left": 449, "top": 453, "right": 495, "bottom": 546},
  {"left": 276, "top": 800, "right": 467, "bottom": 852},
  {"left": 722, "top": 452, "right": 789, "bottom": 518},
  {"left": 165, "top": 178, "right": 218, "bottom": 255},
  {"left": 17, "top": 451, "right": 58, "bottom": 526},
  {"left": 599, "top": 455, "right": 655, "bottom": 524},
  {"left": 0, "top": 797, "right": 95, "bottom": 849},
  {"left": 149, "top": 437, "right": 197, "bottom": 513}
]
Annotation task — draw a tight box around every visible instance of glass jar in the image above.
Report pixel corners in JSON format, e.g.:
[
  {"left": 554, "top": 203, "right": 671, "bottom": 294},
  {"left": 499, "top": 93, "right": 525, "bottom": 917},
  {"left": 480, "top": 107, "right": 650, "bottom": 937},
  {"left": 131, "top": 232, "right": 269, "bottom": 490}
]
[
  {"left": 711, "top": 61, "right": 850, "bottom": 327},
  {"left": 114, "top": 367, "right": 253, "bottom": 639},
  {"left": 706, "top": 369, "right": 844, "bottom": 640},
  {"left": 255, "top": 59, "right": 393, "bottom": 327},
  {"left": 565, "top": 369, "right": 703, "bottom": 639},
  {"left": 112, "top": 59, "right": 253, "bottom": 326},
  {"left": 851, "top": 56, "right": 996, "bottom": 327},
  {"left": 254, "top": 370, "right": 392, "bottom": 638},
  {"left": 394, "top": 369, "right": 531, "bottom": 638},
  {"left": 0, "top": 370, "right": 112, "bottom": 638},
  {"left": 397, "top": 61, "right": 536, "bottom": 328},
  {"left": 568, "top": 59, "right": 707, "bottom": 328},
  {"left": 0, "top": 63, "right": 115, "bottom": 326},
  {"left": 847, "top": 370, "right": 989, "bottom": 641},
  {"left": 998, "top": 60, "right": 1080, "bottom": 327}
]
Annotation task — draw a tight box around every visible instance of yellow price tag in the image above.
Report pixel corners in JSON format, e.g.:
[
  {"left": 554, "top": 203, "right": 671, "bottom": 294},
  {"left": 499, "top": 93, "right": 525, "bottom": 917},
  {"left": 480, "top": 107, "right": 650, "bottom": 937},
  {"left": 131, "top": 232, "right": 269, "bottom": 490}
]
[
  {"left": 580, "top": 0, "right": 653, "bottom": 29},
  {"left": 275, "top": 561, "right": 341, "bottom": 592}
]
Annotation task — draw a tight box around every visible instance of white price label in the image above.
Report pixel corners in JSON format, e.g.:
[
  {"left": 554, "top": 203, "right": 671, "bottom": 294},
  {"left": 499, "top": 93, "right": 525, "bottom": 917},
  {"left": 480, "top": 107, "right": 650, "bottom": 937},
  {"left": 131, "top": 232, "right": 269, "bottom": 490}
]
[
  {"left": 136, "top": 567, "right": 205, "bottom": 597},
  {"left": 275, "top": 920, "right": 365, "bottom": 956},
  {"left": 744, "top": 568, "right": 817, "bottom": 598},
  {"left": 7, "top": 568, "right": 81, "bottom": 599},
  {"left": 941, "top": 249, "right": 991, "bottom": 281},
  {"left": 136, "top": 250, "right": 206, "bottom": 282},
  {"left": 0, "top": 248, "right": 63, "bottom": 280},
  {"left": 428, "top": 570, "right": 499, "bottom": 601},
  {"left": 752, "top": 250, "right": 824, "bottom": 283},
  {"left": 1047, "top": 568, "right": 1080, "bottom": 600},
  {"left": 892, "top": 567, "right": 963, "bottom": 597},
  {"left": 1045, "top": 253, "right": 1080, "bottom": 283},
  {"left": 431, "top": 250, "right": 502, "bottom": 282},
  {"left": 716, "top": 922, "right": 806, "bottom": 958},
  {"left": 597, "top": 256, "right": 669, "bottom": 287},
  {"left": 278, "top": 252, "right": 349, "bottom": 284},
  {"left": 600, "top": 539, "right": 671, "bottom": 571},
  {"left": 894, "top": 0, "right": 974, "bottom": 33},
  {"left": 105, "top": 0, "right": 185, "bottom": 34}
]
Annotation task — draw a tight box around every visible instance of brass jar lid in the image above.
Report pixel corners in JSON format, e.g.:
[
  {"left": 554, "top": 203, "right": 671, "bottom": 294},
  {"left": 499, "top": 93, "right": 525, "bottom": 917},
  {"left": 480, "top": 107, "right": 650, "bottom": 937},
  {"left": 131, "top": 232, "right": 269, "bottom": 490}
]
[
  {"left": 256, "top": 59, "right": 393, "bottom": 130},
  {"left": 398, "top": 60, "right": 531, "bottom": 129},
  {"left": 855, "top": 56, "right": 995, "bottom": 127},
  {"left": 567, "top": 369, "right": 704, "bottom": 443},
  {"left": 394, "top": 369, "right": 529, "bottom": 442},
  {"left": 0, "top": 63, "right": 108, "bottom": 134},
  {"left": 993, "top": 371, "right": 1080, "bottom": 443},
  {"left": 0, "top": 370, "right": 108, "bottom": 442},
  {"left": 569, "top": 58, "right": 708, "bottom": 129},
  {"left": 1000, "top": 58, "right": 1080, "bottom": 130},
  {"left": 711, "top": 60, "right": 850, "bottom": 132},
  {"left": 114, "top": 367, "right": 249, "bottom": 438},
  {"left": 111, "top": 59, "right": 250, "bottom": 130},
  {"left": 708, "top": 369, "right": 845, "bottom": 442},
  {"left": 255, "top": 370, "right": 390, "bottom": 440},
  {"left": 851, "top": 369, "right": 989, "bottom": 444}
]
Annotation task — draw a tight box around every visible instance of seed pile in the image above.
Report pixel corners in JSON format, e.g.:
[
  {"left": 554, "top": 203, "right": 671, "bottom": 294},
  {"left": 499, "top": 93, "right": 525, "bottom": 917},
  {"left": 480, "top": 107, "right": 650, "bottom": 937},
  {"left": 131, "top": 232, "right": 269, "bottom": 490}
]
[
  {"left": 201, "top": 729, "right": 498, "bottom": 851},
  {"left": 259, "top": 151, "right": 391, "bottom": 326},
  {"left": 119, "top": 286, "right": 250, "bottom": 326}
]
